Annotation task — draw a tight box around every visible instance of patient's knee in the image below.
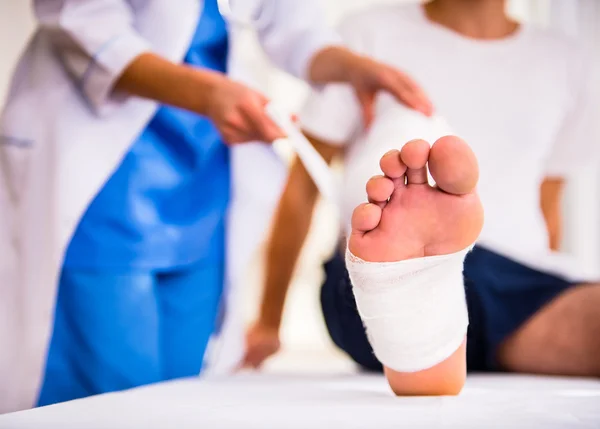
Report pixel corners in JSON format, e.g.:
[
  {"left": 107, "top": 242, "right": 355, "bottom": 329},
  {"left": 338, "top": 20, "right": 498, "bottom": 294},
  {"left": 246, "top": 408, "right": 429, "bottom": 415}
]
[{"left": 498, "top": 285, "right": 600, "bottom": 377}]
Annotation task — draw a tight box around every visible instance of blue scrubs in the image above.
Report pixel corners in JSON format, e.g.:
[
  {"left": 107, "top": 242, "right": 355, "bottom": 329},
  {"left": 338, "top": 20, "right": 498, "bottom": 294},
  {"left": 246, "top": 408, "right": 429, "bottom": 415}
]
[{"left": 38, "top": 0, "right": 229, "bottom": 406}]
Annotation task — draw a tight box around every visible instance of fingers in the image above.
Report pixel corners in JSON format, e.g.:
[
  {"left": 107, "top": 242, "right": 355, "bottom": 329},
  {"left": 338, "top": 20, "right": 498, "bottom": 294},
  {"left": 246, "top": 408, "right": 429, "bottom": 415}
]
[
  {"left": 241, "top": 351, "right": 264, "bottom": 370},
  {"left": 242, "top": 345, "right": 276, "bottom": 370},
  {"left": 357, "top": 91, "right": 375, "bottom": 128},
  {"left": 396, "top": 73, "right": 434, "bottom": 117},
  {"left": 242, "top": 324, "right": 281, "bottom": 370},
  {"left": 240, "top": 95, "right": 285, "bottom": 143},
  {"left": 379, "top": 69, "right": 434, "bottom": 117},
  {"left": 217, "top": 107, "right": 249, "bottom": 144},
  {"left": 221, "top": 124, "right": 252, "bottom": 145},
  {"left": 215, "top": 85, "right": 286, "bottom": 145}
]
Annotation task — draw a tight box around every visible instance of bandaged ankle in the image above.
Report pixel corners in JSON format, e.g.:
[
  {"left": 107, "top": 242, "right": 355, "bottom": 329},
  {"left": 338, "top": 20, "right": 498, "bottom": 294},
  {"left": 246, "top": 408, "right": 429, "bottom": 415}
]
[{"left": 346, "top": 247, "right": 471, "bottom": 373}]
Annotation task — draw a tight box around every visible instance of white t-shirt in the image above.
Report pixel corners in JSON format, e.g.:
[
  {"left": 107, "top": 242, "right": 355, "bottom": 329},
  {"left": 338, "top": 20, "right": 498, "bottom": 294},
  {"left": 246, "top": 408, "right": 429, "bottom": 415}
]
[{"left": 300, "top": 4, "right": 599, "bottom": 280}]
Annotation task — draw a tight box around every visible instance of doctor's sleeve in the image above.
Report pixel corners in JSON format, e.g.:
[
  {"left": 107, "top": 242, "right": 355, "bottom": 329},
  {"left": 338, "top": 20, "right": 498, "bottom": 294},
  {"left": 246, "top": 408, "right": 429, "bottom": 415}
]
[
  {"left": 544, "top": 49, "right": 600, "bottom": 178},
  {"left": 250, "top": 0, "right": 341, "bottom": 81},
  {"left": 298, "top": 14, "right": 371, "bottom": 146},
  {"left": 33, "top": 0, "right": 155, "bottom": 114}
]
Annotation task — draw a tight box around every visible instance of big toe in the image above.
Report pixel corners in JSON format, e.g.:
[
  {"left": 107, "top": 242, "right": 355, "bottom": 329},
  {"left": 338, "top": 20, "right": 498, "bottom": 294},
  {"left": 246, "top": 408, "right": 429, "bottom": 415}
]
[{"left": 428, "top": 136, "right": 479, "bottom": 195}]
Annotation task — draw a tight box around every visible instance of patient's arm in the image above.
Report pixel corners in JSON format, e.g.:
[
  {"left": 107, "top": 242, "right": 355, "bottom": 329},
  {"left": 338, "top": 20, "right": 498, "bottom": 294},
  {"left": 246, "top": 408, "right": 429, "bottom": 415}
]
[
  {"left": 540, "top": 177, "right": 565, "bottom": 251},
  {"left": 243, "top": 134, "right": 341, "bottom": 368}
]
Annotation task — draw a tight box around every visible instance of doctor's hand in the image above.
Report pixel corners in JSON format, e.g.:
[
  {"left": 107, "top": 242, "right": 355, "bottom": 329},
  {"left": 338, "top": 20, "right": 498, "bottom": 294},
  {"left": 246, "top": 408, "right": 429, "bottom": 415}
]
[
  {"left": 309, "top": 47, "right": 434, "bottom": 127},
  {"left": 205, "top": 75, "right": 285, "bottom": 144},
  {"left": 242, "top": 322, "right": 281, "bottom": 369},
  {"left": 115, "top": 53, "right": 285, "bottom": 144},
  {"left": 346, "top": 55, "right": 434, "bottom": 127}
]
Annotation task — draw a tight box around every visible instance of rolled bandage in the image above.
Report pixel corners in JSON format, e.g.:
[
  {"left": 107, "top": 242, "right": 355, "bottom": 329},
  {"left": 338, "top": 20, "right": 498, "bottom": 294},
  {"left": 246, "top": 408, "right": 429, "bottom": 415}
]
[{"left": 346, "top": 247, "right": 471, "bottom": 373}]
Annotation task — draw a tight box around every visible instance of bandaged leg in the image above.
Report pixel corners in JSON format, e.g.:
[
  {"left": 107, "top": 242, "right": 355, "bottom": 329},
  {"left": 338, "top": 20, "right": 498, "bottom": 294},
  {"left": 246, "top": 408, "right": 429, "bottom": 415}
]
[{"left": 346, "top": 136, "right": 483, "bottom": 386}]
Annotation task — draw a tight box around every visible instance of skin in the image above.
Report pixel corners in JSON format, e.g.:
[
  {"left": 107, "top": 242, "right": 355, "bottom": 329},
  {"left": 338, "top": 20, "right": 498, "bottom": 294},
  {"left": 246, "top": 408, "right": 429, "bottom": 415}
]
[
  {"left": 497, "top": 284, "right": 600, "bottom": 377},
  {"left": 349, "top": 138, "right": 482, "bottom": 395},
  {"left": 246, "top": 0, "right": 514, "bottom": 372},
  {"left": 110, "top": 19, "right": 432, "bottom": 367},
  {"left": 310, "top": 47, "right": 433, "bottom": 126},
  {"left": 540, "top": 178, "right": 564, "bottom": 251},
  {"left": 423, "top": 0, "right": 600, "bottom": 379},
  {"left": 497, "top": 177, "right": 600, "bottom": 377},
  {"left": 243, "top": 135, "right": 339, "bottom": 369},
  {"left": 248, "top": 143, "right": 600, "bottom": 380},
  {"left": 114, "top": 46, "right": 433, "bottom": 145},
  {"left": 246, "top": 135, "right": 483, "bottom": 396},
  {"left": 423, "top": 0, "right": 519, "bottom": 40},
  {"left": 115, "top": 53, "right": 283, "bottom": 144},
  {"left": 247, "top": 0, "right": 600, "bottom": 381}
]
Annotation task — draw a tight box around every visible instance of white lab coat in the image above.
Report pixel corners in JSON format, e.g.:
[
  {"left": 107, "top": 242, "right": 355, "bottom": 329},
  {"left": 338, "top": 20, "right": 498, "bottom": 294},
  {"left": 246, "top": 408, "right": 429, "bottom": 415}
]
[{"left": 0, "top": 0, "right": 336, "bottom": 413}]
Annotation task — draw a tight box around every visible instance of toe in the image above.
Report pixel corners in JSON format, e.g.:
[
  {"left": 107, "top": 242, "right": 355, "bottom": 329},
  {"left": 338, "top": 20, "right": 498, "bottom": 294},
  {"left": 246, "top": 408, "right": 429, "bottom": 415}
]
[
  {"left": 401, "top": 139, "right": 430, "bottom": 185},
  {"left": 380, "top": 150, "right": 407, "bottom": 183},
  {"left": 429, "top": 135, "right": 479, "bottom": 195},
  {"left": 351, "top": 203, "right": 383, "bottom": 234},
  {"left": 366, "top": 175, "right": 395, "bottom": 207}
]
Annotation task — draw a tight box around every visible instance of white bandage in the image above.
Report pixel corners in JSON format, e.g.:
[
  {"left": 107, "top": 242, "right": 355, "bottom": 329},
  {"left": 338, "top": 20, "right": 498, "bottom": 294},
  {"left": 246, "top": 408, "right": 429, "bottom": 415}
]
[{"left": 346, "top": 247, "right": 471, "bottom": 373}]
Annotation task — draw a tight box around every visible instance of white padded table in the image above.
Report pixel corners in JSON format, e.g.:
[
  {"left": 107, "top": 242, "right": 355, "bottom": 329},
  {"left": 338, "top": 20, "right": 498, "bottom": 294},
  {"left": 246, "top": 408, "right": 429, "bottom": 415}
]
[{"left": 1, "top": 374, "right": 599, "bottom": 429}]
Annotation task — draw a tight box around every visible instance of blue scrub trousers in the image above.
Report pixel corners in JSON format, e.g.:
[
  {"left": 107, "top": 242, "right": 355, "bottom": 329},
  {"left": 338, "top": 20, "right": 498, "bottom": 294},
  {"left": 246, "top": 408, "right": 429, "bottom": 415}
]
[
  {"left": 37, "top": 262, "right": 223, "bottom": 406},
  {"left": 37, "top": 0, "right": 229, "bottom": 407}
]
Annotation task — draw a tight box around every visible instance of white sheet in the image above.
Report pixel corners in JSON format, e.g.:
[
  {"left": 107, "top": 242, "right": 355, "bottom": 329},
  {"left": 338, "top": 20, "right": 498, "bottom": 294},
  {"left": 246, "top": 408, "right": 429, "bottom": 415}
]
[{"left": 1, "top": 374, "right": 599, "bottom": 429}]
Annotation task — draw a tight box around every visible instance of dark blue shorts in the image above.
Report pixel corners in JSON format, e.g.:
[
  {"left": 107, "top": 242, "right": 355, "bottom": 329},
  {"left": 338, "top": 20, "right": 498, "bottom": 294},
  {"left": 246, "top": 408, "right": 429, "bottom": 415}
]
[{"left": 320, "top": 245, "right": 578, "bottom": 372}]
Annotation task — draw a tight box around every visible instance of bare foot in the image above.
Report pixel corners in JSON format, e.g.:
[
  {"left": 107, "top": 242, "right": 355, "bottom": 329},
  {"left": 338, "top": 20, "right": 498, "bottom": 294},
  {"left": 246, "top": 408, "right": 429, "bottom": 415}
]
[{"left": 348, "top": 136, "right": 483, "bottom": 262}]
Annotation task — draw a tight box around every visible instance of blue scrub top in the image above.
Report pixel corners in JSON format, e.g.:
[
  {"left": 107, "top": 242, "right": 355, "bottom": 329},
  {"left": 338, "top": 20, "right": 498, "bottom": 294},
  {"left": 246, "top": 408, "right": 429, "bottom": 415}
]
[{"left": 64, "top": 0, "right": 229, "bottom": 269}]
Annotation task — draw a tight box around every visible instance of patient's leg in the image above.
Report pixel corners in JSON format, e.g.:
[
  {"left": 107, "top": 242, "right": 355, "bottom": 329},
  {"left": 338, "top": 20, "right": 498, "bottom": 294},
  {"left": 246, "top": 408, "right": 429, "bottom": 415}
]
[
  {"left": 346, "top": 136, "right": 483, "bottom": 395},
  {"left": 498, "top": 284, "right": 600, "bottom": 377}
]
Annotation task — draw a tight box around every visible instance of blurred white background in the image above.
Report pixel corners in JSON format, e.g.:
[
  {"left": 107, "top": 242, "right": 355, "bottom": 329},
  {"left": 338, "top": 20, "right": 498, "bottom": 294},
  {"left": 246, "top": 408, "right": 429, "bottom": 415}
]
[{"left": 0, "top": 0, "right": 597, "bottom": 370}]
